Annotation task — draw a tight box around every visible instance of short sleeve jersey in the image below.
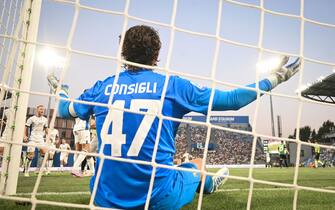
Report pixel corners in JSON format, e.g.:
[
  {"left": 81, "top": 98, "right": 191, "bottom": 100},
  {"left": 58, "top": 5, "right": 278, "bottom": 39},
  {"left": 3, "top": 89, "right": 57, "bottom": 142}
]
[
  {"left": 49, "top": 129, "right": 59, "bottom": 144},
  {"left": 73, "top": 118, "right": 89, "bottom": 131},
  {"left": 26, "top": 115, "right": 48, "bottom": 142},
  {"left": 1, "top": 108, "right": 12, "bottom": 138},
  {"left": 60, "top": 143, "right": 70, "bottom": 152},
  {"left": 278, "top": 144, "right": 286, "bottom": 155}
]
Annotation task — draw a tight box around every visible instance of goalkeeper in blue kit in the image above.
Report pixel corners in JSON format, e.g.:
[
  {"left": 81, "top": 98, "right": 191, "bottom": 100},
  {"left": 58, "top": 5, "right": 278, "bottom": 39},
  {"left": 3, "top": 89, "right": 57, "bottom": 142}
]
[{"left": 48, "top": 25, "right": 301, "bottom": 209}]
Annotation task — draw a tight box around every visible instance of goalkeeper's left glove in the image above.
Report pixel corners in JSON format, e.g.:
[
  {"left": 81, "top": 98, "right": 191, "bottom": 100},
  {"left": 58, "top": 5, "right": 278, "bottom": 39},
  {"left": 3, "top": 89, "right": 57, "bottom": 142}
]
[
  {"left": 47, "top": 72, "right": 69, "bottom": 96},
  {"left": 267, "top": 56, "right": 301, "bottom": 88}
]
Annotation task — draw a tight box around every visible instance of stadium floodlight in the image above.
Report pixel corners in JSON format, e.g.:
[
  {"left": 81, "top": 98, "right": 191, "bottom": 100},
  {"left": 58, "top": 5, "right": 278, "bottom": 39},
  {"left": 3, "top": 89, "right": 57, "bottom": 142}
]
[
  {"left": 38, "top": 47, "right": 65, "bottom": 69},
  {"left": 256, "top": 56, "right": 282, "bottom": 74},
  {"left": 38, "top": 47, "right": 65, "bottom": 122}
]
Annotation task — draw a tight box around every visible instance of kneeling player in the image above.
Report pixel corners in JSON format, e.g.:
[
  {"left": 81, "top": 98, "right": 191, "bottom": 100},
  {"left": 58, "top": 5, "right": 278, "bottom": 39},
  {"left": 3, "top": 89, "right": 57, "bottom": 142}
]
[{"left": 49, "top": 25, "right": 301, "bottom": 209}]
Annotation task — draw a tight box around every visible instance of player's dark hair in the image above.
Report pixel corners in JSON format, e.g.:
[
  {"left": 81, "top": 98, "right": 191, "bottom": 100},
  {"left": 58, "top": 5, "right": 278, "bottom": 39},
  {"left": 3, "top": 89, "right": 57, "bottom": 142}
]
[{"left": 121, "top": 25, "right": 161, "bottom": 71}]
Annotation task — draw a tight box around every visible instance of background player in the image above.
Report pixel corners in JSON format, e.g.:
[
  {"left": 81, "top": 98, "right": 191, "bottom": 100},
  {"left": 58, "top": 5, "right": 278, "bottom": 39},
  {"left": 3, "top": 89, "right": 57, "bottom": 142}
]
[
  {"left": 182, "top": 152, "right": 193, "bottom": 163},
  {"left": 0, "top": 108, "right": 10, "bottom": 162},
  {"left": 80, "top": 116, "right": 97, "bottom": 176},
  {"left": 89, "top": 116, "right": 98, "bottom": 154},
  {"left": 72, "top": 118, "right": 91, "bottom": 177},
  {"left": 278, "top": 141, "right": 288, "bottom": 168},
  {"left": 45, "top": 127, "right": 59, "bottom": 175},
  {"left": 83, "top": 115, "right": 98, "bottom": 176},
  {"left": 59, "top": 138, "right": 71, "bottom": 172},
  {"left": 314, "top": 140, "right": 323, "bottom": 168},
  {"left": 0, "top": 89, "right": 12, "bottom": 160},
  {"left": 23, "top": 105, "right": 48, "bottom": 177},
  {"left": 265, "top": 152, "right": 271, "bottom": 168},
  {"left": 48, "top": 25, "right": 301, "bottom": 209}
]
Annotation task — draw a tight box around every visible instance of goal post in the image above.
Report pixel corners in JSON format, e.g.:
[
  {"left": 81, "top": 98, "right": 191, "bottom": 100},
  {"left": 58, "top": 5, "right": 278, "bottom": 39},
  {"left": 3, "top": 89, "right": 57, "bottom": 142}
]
[{"left": 0, "top": 0, "right": 42, "bottom": 195}]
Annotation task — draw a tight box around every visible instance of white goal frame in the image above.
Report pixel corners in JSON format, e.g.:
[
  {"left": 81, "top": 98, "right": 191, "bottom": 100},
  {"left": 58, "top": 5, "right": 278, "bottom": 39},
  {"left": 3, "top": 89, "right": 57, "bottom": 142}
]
[{"left": 0, "top": 0, "right": 42, "bottom": 195}]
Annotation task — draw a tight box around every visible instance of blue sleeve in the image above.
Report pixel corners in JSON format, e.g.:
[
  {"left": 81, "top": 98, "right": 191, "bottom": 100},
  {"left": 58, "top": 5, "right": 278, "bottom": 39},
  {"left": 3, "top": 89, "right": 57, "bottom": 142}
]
[
  {"left": 73, "top": 81, "right": 103, "bottom": 120},
  {"left": 172, "top": 76, "right": 273, "bottom": 115},
  {"left": 212, "top": 79, "right": 273, "bottom": 111},
  {"left": 58, "top": 81, "right": 103, "bottom": 120},
  {"left": 58, "top": 94, "right": 72, "bottom": 118}
]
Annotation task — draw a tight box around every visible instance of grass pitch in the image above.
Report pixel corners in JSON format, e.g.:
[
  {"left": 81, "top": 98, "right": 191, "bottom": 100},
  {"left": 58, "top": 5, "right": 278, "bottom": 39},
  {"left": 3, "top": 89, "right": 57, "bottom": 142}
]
[{"left": 0, "top": 168, "right": 334, "bottom": 210}]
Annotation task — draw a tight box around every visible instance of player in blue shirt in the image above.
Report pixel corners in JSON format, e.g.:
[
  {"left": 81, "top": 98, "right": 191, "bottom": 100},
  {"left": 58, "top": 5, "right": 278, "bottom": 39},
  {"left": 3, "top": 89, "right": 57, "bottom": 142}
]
[{"left": 48, "top": 25, "right": 301, "bottom": 209}]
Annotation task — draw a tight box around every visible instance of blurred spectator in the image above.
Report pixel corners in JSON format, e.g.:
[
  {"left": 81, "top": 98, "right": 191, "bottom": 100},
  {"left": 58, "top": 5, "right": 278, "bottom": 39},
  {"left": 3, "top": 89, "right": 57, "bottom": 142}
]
[{"left": 175, "top": 124, "right": 264, "bottom": 165}]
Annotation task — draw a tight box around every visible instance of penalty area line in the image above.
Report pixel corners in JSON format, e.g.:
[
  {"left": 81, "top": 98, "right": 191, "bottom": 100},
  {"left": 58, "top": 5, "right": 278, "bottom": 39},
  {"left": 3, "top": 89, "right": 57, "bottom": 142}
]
[{"left": 16, "top": 191, "right": 90, "bottom": 196}]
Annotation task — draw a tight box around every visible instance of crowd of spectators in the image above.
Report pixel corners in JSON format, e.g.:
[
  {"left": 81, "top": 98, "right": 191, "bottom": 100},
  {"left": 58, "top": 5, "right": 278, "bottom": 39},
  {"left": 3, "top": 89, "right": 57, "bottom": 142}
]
[{"left": 175, "top": 124, "right": 264, "bottom": 165}]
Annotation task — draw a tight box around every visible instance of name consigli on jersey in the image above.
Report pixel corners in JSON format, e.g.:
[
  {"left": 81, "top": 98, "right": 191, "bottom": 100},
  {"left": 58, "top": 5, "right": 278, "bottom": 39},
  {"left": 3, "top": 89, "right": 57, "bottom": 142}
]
[{"left": 104, "top": 82, "right": 157, "bottom": 95}]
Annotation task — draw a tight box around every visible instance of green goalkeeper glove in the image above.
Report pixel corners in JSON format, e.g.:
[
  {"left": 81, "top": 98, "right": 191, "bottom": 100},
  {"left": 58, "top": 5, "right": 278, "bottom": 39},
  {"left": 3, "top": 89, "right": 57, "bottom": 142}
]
[{"left": 267, "top": 56, "right": 301, "bottom": 88}]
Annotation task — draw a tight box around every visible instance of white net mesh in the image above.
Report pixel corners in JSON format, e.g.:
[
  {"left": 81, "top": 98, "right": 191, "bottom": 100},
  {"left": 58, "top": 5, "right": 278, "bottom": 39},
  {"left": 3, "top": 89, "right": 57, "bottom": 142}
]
[{"left": 0, "top": 0, "right": 334, "bottom": 209}]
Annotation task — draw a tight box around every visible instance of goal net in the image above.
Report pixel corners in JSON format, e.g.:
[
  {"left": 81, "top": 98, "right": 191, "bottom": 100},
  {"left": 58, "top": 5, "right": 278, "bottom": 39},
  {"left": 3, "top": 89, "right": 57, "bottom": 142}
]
[{"left": 0, "top": 0, "right": 334, "bottom": 210}]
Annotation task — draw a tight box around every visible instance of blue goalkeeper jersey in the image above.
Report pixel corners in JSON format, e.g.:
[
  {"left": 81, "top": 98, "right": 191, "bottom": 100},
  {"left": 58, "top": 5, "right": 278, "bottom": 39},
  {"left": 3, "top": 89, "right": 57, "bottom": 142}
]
[{"left": 65, "top": 69, "right": 272, "bottom": 209}]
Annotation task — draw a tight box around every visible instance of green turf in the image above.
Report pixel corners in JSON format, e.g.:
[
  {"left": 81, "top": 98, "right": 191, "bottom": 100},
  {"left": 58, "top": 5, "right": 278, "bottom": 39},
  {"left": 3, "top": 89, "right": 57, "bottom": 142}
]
[{"left": 0, "top": 168, "right": 334, "bottom": 209}]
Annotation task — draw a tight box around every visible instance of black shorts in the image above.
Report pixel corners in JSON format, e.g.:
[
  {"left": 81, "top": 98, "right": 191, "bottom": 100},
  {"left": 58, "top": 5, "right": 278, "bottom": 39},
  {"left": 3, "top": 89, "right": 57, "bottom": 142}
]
[
  {"left": 315, "top": 153, "right": 320, "bottom": 160},
  {"left": 280, "top": 154, "right": 286, "bottom": 160}
]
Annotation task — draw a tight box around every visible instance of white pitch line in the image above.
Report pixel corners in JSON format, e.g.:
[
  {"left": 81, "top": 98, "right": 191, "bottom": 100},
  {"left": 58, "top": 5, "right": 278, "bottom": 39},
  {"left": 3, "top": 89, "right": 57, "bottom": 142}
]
[
  {"left": 15, "top": 186, "right": 335, "bottom": 196},
  {"left": 218, "top": 186, "right": 335, "bottom": 192},
  {"left": 16, "top": 191, "right": 90, "bottom": 196},
  {"left": 217, "top": 188, "right": 292, "bottom": 192}
]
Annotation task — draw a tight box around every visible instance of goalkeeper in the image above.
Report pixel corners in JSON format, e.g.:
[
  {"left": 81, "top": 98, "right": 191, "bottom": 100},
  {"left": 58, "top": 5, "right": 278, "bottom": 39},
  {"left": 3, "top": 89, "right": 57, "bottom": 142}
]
[
  {"left": 278, "top": 141, "right": 288, "bottom": 168},
  {"left": 48, "top": 25, "right": 301, "bottom": 209},
  {"left": 314, "top": 140, "right": 323, "bottom": 168}
]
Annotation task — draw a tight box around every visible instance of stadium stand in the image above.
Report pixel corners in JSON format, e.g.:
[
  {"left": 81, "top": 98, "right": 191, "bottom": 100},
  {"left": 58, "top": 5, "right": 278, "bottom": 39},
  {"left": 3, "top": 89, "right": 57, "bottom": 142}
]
[{"left": 175, "top": 115, "right": 264, "bottom": 165}]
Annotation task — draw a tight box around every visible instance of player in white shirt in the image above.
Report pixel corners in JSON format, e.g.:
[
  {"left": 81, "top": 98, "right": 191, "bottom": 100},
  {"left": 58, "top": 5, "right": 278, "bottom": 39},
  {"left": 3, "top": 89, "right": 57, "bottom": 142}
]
[
  {"left": 45, "top": 128, "right": 59, "bottom": 175},
  {"left": 182, "top": 152, "right": 193, "bottom": 163},
  {"left": 72, "top": 118, "right": 91, "bottom": 177},
  {"left": 266, "top": 152, "right": 271, "bottom": 168},
  {"left": 82, "top": 116, "right": 97, "bottom": 176},
  {"left": 23, "top": 105, "right": 48, "bottom": 177},
  {"left": 0, "top": 108, "right": 11, "bottom": 157},
  {"left": 59, "top": 138, "right": 71, "bottom": 172},
  {"left": 0, "top": 89, "right": 12, "bottom": 158}
]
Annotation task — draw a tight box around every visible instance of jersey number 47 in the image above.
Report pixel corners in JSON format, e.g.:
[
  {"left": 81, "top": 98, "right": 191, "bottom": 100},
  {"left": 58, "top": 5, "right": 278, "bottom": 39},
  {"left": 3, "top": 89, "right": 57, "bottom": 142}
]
[{"left": 101, "top": 99, "right": 160, "bottom": 157}]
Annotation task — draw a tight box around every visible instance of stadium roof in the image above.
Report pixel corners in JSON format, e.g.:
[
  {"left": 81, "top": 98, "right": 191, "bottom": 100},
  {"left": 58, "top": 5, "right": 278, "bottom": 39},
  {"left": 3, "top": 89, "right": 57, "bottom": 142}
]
[{"left": 301, "top": 73, "right": 335, "bottom": 104}]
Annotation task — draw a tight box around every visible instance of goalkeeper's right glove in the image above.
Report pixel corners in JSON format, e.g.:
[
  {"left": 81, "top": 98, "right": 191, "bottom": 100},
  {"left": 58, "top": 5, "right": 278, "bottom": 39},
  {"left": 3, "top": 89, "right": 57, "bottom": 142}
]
[
  {"left": 47, "top": 72, "right": 69, "bottom": 96},
  {"left": 267, "top": 56, "right": 301, "bottom": 88}
]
